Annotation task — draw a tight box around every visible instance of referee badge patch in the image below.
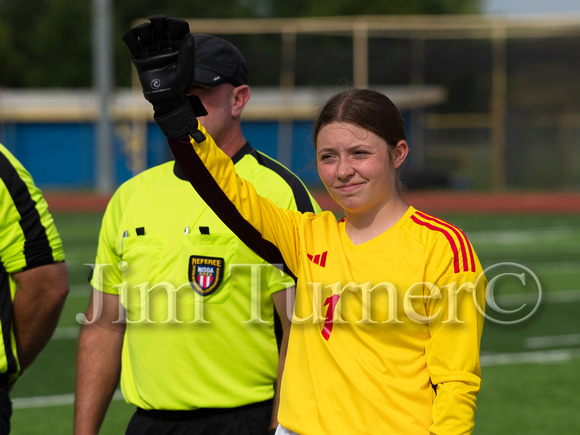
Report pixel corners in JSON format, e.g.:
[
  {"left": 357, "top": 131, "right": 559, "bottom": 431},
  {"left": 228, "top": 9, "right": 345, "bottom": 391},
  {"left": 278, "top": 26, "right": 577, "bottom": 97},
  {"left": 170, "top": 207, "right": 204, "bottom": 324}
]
[{"left": 188, "top": 255, "right": 225, "bottom": 296}]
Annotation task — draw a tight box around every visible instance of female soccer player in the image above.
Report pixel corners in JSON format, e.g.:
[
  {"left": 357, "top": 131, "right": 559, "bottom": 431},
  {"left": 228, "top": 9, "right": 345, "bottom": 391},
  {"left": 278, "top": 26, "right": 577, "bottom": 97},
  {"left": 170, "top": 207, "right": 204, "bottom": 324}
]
[{"left": 169, "top": 89, "right": 487, "bottom": 435}]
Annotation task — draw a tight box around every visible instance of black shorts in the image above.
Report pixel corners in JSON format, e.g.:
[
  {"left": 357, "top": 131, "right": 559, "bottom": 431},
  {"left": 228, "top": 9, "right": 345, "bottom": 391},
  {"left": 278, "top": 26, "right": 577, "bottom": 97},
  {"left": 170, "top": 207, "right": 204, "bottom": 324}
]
[
  {"left": 0, "top": 380, "right": 11, "bottom": 435},
  {"left": 125, "top": 400, "right": 273, "bottom": 435}
]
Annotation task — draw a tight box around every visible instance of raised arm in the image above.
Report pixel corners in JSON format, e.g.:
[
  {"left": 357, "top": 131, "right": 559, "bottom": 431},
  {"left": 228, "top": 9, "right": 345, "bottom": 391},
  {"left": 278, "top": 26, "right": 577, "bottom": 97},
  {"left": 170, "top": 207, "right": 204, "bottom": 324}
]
[
  {"left": 168, "top": 135, "right": 297, "bottom": 274},
  {"left": 121, "top": 16, "right": 307, "bottom": 276}
]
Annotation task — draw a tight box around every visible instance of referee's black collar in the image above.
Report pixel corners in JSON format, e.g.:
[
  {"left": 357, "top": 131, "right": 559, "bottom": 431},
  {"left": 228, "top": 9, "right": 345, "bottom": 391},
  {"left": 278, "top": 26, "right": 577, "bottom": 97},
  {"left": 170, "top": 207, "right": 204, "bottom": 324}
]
[{"left": 173, "top": 141, "right": 254, "bottom": 180}]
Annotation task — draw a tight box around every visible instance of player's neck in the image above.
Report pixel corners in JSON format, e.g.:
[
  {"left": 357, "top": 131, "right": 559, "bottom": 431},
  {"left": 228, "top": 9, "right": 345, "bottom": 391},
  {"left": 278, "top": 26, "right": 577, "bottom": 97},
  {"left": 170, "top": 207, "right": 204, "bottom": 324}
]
[{"left": 344, "top": 198, "right": 409, "bottom": 245}]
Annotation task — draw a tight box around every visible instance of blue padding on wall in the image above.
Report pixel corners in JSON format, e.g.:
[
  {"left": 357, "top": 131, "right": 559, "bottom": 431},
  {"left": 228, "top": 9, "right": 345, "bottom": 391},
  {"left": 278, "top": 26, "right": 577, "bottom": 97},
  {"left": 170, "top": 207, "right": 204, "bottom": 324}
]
[
  {"left": 2, "top": 123, "right": 95, "bottom": 188},
  {"left": 0, "top": 115, "right": 408, "bottom": 190}
]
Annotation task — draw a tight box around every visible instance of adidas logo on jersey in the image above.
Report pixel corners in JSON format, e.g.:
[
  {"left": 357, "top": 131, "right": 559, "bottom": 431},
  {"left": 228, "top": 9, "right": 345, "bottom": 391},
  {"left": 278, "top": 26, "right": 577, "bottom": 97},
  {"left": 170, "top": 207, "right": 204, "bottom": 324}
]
[{"left": 307, "top": 251, "right": 328, "bottom": 267}]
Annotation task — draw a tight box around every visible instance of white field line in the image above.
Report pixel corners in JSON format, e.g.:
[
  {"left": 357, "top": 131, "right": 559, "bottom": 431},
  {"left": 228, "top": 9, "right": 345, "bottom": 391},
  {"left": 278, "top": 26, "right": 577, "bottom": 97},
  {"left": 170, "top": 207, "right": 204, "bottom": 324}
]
[
  {"left": 524, "top": 333, "right": 580, "bottom": 349},
  {"left": 52, "top": 326, "right": 80, "bottom": 340},
  {"left": 540, "top": 289, "right": 580, "bottom": 303},
  {"left": 480, "top": 348, "right": 580, "bottom": 366},
  {"left": 14, "top": 349, "right": 580, "bottom": 409},
  {"left": 12, "top": 389, "right": 124, "bottom": 410},
  {"left": 480, "top": 289, "right": 580, "bottom": 366},
  {"left": 492, "top": 288, "right": 580, "bottom": 306},
  {"left": 468, "top": 227, "right": 580, "bottom": 245}
]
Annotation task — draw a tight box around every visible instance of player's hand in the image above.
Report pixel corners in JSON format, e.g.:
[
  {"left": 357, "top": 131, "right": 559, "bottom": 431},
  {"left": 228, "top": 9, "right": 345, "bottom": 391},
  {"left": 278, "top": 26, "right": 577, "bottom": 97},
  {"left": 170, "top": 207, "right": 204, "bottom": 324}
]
[
  {"left": 122, "top": 15, "right": 193, "bottom": 115},
  {"left": 122, "top": 15, "right": 207, "bottom": 141}
]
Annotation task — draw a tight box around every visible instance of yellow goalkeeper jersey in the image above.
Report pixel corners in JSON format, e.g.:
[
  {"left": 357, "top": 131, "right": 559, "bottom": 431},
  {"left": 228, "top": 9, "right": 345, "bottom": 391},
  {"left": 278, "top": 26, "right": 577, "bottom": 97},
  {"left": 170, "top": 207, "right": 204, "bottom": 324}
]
[{"left": 168, "top": 127, "right": 487, "bottom": 435}]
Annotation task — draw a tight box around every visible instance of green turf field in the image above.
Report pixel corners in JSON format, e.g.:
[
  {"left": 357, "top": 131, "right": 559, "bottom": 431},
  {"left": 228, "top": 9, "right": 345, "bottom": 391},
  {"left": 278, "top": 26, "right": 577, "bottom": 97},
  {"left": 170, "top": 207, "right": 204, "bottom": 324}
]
[{"left": 9, "top": 212, "right": 580, "bottom": 434}]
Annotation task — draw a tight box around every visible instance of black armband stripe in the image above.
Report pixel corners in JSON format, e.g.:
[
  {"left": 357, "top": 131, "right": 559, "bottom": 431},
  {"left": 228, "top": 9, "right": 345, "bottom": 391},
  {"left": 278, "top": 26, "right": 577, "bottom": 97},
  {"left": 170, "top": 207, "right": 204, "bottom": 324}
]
[
  {"left": 169, "top": 138, "right": 295, "bottom": 280},
  {"left": 0, "top": 152, "right": 52, "bottom": 269},
  {"left": 0, "top": 262, "right": 18, "bottom": 375}
]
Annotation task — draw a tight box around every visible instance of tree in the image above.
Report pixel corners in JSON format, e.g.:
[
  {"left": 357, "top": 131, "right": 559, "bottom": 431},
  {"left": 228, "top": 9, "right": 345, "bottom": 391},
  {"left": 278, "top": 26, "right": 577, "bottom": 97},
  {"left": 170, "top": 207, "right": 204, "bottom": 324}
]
[
  {"left": 0, "top": 0, "right": 91, "bottom": 87},
  {"left": 0, "top": 0, "right": 482, "bottom": 88},
  {"left": 267, "top": 0, "right": 480, "bottom": 17}
]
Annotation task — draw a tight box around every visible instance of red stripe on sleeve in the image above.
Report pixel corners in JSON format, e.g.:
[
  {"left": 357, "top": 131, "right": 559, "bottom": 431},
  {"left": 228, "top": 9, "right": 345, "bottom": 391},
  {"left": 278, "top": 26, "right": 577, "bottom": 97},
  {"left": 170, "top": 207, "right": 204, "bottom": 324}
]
[
  {"left": 415, "top": 211, "right": 474, "bottom": 272},
  {"left": 457, "top": 228, "right": 476, "bottom": 272},
  {"left": 411, "top": 214, "right": 460, "bottom": 274}
]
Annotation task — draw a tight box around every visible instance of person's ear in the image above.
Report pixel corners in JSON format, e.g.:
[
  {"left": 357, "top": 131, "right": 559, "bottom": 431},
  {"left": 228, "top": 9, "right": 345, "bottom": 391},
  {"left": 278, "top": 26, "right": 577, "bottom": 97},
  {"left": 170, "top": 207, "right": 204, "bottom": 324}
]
[
  {"left": 232, "top": 85, "right": 251, "bottom": 117},
  {"left": 391, "top": 140, "right": 409, "bottom": 169}
]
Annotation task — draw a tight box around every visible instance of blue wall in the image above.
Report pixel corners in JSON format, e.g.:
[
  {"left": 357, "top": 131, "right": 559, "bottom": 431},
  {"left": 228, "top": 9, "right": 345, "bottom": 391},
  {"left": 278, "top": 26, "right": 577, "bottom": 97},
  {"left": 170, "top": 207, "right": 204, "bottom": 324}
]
[
  {"left": 1, "top": 112, "right": 411, "bottom": 191},
  {"left": 0, "top": 120, "right": 321, "bottom": 190},
  {"left": 242, "top": 121, "right": 319, "bottom": 184},
  {"left": 2, "top": 122, "right": 97, "bottom": 188}
]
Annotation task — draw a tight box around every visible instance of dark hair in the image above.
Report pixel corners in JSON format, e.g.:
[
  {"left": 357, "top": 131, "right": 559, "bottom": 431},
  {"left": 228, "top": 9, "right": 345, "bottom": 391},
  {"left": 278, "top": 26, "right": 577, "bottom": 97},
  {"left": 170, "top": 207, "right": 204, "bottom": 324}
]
[
  {"left": 313, "top": 89, "right": 407, "bottom": 191},
  {"left": 313, "top": 89, "right": 406, "bottom": 149}
]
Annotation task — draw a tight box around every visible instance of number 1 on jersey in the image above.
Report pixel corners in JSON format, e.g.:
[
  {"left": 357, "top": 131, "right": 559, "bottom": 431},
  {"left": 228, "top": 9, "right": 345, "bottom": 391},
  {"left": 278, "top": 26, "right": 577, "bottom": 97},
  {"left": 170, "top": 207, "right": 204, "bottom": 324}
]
[{"left": 322, "top": 294, "right": 341, "bottom": 340}]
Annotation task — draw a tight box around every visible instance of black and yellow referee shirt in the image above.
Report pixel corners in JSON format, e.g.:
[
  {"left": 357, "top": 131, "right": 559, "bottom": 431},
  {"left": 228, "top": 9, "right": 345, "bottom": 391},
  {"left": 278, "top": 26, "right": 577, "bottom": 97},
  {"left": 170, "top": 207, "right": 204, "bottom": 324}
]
[{"left": 0, "top": 144, "right": 65, "bottom": 383}]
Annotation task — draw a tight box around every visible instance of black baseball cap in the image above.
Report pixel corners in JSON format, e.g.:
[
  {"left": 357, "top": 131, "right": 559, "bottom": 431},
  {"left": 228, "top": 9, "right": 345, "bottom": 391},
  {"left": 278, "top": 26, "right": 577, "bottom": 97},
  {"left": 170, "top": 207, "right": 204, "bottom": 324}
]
[{"left": 193, "top": 34, "right": 248, "bottom": 87}]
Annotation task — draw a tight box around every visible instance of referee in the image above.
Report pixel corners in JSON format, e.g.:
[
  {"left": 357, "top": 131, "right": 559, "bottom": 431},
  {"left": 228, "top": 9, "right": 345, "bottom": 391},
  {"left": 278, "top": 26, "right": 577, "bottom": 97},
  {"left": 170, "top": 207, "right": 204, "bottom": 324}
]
[
  {"left": 74, "top": 27, "right": 320, "bottom": 435},
  {"left": 0, "top": 143, "right": 69, "bottom": 432}
]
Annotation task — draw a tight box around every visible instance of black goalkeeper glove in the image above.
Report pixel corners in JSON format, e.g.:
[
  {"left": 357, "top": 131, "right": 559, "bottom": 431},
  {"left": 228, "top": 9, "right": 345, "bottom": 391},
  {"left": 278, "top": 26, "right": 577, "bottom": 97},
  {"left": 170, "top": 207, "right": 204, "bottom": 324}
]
[{"left": 122, "top": 15, "right": 207, "bottom": 142}]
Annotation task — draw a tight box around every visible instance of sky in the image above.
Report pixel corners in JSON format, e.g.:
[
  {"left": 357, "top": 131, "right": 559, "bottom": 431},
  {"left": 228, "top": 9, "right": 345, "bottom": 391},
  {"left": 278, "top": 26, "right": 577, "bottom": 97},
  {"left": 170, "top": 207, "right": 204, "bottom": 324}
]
[{"left": 484, "top": 0, "right": 580, "bottom": 15}]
